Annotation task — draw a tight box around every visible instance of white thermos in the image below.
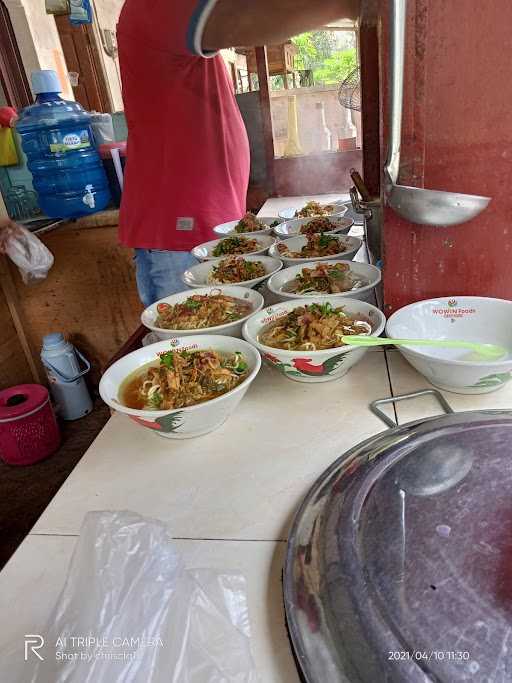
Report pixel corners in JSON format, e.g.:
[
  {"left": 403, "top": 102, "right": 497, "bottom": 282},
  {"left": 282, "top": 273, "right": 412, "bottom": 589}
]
[{"left": 41, "top": 333, "right": 92, "bottom": 420}]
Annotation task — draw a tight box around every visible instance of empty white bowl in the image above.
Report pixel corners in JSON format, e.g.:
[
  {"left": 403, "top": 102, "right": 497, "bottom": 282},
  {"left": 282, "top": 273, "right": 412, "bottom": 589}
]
[
  {"left": 141, "top": 286, "right": 265, "bottom": 340},
  {"left": 213, "top": 216, "right": 283, "bottom": 237},
  {"left": 278, "top": 201, "right": 348, "bottom": 220},
  {"left": 99, "top": 336, "right": 261, "bottom": 439},
  {"left": 386, "top": 296, "right": 512, "bottom": 394},
  {"left": 191, "top": 234, "right": 277, "bottom": 261},
  {"left": 269, "top": 235, "right": 362, "bottom": 266},
  {"left": 267, "top": 260, "right": 381, "bottom": 303},
  {"left": 273, "top": 216, "right": 354, "bottom": 239},
  {"left": 182, "top": 254, "right": 283, "bottom": 289},
  {"left": 242, "top": 297, "right": 386, "bottom": 383}
]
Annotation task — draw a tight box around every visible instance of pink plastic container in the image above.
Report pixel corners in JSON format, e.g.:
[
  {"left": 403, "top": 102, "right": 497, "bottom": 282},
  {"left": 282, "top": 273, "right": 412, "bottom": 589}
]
[{"left": 0, "top": 384, "right": 60, "bottom": 465}]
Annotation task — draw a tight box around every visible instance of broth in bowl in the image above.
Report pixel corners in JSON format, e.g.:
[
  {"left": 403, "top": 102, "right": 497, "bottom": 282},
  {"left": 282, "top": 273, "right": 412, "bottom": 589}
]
[{"left": 120, "top": 349, "right": 249, "bottom": 411}]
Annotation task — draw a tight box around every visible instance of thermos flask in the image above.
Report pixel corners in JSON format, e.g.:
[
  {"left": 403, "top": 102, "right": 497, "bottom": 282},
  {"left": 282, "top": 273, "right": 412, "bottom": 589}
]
[{"left": 41, "top": 333, "right": 93, "bottom": 420}]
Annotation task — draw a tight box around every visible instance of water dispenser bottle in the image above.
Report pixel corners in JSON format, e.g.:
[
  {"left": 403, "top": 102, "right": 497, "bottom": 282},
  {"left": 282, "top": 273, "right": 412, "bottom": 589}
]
[
  {"left": 41, "top": 333, "right": 93, "bottom": 420},
  {"left": 16, "top": 70, "right": 110, "bottom": 218}
]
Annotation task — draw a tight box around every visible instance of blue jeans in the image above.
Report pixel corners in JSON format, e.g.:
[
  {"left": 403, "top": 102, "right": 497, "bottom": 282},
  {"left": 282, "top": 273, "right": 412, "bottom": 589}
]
[{"left": 134, "top": 249, "right": 198, "bottom": 307}]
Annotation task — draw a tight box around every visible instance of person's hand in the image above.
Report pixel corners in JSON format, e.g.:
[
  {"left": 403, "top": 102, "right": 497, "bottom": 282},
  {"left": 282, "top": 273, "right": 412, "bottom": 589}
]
[{"left": 0, "top": 218, "right": 21, "bottom": 254}]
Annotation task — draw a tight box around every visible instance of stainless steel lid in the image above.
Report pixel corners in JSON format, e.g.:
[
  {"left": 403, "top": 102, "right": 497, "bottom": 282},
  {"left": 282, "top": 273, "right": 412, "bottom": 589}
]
[{"left": 284, "top": 390, "right": 512, "bottom": 682}]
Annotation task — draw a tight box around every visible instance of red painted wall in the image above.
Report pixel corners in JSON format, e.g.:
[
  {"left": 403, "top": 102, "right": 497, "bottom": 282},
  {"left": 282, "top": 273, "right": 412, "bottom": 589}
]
[{"left": 381, "top": 0, "right": 512, "bottom": 313}]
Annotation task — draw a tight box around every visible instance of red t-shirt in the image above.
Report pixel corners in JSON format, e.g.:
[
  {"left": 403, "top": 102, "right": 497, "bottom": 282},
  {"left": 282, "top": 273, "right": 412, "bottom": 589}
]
[{"left": 117, "top": 0, "right": 250, "bottom": 250}]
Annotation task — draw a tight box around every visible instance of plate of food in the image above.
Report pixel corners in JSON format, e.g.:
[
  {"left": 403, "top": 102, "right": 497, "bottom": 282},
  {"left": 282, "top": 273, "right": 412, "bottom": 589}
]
[
  {"left": 141, "top": 286, "right": 264, "bottom": 340},
  {"left": 266, "top": 260, "right": 381, "bottom": 302},
  {"left": 191, "top": 234, "right": 276, "bottom": 261},
  {"left": 213, "top": 213, "right": 283, "bottom": 237},
  {"left": 273, "top": 216, "right": 354, "bottom": 238},
  {"left": 243, "top": 297, "right": 386, "bottom": 383},
  {"left": 269, "top": 233, "right": 362, "bottom": 265},
  {"left": 278, "top": 200, "right": 348, "bottom": 220},
  {"left": 99, "top": 335, "right": 261, "bottom": 438},
  {"left": 182, "top": 254, "right": 282, "bottom": 288}
]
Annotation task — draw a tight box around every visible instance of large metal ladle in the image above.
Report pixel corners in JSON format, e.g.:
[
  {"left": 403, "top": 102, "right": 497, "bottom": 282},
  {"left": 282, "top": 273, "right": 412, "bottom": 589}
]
[{"left": 384, "top": 0, "right": 491, "bottom": 226}]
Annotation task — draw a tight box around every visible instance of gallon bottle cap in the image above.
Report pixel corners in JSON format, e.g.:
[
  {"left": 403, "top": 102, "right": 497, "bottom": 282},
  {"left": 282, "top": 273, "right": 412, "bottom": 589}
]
[
  {"left": 31, "top": 70, "right": 62, "bottom": 95},
  {"left": 42, "top": 333, "right": 65, "bottom": 349}
]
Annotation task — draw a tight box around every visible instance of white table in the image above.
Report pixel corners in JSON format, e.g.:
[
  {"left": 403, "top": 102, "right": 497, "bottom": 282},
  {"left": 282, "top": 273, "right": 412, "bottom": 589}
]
[{"left": 1, "top": 195, "right": 508, "bottom": 682}]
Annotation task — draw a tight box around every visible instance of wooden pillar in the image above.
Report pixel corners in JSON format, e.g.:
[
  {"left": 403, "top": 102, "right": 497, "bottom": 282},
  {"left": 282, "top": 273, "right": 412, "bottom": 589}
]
[{"left": 255, "top": 46, "right": 275, "bottom": 194}]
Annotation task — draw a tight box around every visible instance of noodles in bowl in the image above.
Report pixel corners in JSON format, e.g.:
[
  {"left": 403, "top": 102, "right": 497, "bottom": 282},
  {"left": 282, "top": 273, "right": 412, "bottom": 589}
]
[
  {"left": 296, "top": 201, "right": 337, "bottom": 218},
  {"left": 121, "top": 349, "right": 249, "bottom": 411},
  {"left": 207, "top": 256, "right": 266, "bottom": 284},
  {"left": 99, "top": 336, "right": 261, "bottom": 438},
  {"left": 242, "top": 296, "right": 386, "bottom": 383},
  {"left": 277, "top": 234, "right": 344, "bottom": 259},
  {"left": 212, "top": 236, "right": 259, "bottom": 256},
  {"left": 234, "top": 212, "right": 267, "bottom": 233},
  {"left": 258, "top": 302, "right": 371, "bottom": 351},
  {"left": 283, "top": 263, "right": 369, "bottom": 295},
  {"left": 299, "top": 217, "right": 338, "bottom": 235},
  {"left": 155, "top": 293, "right": 253, "bottom": 330}
]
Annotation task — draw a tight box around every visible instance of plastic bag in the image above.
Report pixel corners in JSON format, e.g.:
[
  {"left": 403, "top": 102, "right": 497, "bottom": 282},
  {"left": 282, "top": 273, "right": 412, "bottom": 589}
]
[
  {"left": 12, "top": 511, "right": 259, "bottom": 683},
  {"left": 3, "top": 224, "right": 54, "bottom": 284}
]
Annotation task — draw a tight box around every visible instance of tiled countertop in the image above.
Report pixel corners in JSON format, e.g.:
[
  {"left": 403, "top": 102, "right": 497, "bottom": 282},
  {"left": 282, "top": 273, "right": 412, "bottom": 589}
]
[{"left": 1, "top": 195, "right": 508, "bottom": 682}]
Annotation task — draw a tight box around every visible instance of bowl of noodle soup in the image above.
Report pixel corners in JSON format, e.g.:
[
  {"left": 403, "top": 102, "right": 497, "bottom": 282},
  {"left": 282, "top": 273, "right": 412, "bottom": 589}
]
[
  {"left": 141, "top": 286, "right": 264, "bottom": 340},
  {"left": 99, "top": 336, "right": 261, "bottom": 439},
  {"left": 242, "top": 296, "right": 385, "bottom": 383}
]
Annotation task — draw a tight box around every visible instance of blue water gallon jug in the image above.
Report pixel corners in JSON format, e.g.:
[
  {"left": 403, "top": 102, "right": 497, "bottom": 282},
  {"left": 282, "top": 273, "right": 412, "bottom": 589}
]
[{"left": 16, "top": 70, "right": 110, "bottom": 219}]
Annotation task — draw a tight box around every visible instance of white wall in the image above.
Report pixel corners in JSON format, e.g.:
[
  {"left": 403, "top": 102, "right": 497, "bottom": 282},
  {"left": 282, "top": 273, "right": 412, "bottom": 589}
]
[
  {"left": 4, "top": 0, "right": 125, "bottom": 108},
  {"left": 5, "top": 0, "right": 73, "bottom": 99},
  {"left": 89, "top": 0, "right": 124, "bottom": 110}
]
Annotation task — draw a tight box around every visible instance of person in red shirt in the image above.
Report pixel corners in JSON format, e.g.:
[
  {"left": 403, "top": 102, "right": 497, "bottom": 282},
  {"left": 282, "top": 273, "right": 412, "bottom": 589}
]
[{"left": 118, "top": 0, "right": 358, "bottom": 307}]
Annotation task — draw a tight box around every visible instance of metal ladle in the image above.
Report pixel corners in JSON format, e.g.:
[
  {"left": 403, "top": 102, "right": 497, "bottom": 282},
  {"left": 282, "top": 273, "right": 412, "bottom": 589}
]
[{"left": 384, "top": 0, "right": 491, "bottom": 226}]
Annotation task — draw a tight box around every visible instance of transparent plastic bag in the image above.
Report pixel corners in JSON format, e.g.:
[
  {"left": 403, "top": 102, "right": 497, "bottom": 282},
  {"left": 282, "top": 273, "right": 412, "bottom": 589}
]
[
  {"left": 90, "top": 113, "right": 115, "bottom": 145},
  {"left": 3, "top": 224, "right": 54, "bottom": 284},
  {"left": 14, "top": 511, "right": 259, "bottom": 683}
]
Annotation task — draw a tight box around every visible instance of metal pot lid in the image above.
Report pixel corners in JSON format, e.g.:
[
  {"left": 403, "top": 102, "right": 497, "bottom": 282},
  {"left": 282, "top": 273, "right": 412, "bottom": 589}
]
[{"left": 284, "top": 390, "right": 512, "bottom": 683}]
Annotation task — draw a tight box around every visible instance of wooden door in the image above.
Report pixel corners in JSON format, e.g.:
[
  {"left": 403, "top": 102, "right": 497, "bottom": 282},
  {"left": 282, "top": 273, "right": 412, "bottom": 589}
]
[
  {"left": 0, "top": 1, "right": 31, "bottom": 108},
  {"left": 55, "top": 15, "right": 110, "bottom": 112}
]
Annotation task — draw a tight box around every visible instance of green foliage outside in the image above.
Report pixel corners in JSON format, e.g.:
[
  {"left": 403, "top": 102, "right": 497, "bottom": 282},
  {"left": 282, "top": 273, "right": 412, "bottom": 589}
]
[
  {"left": 291, "top": 31, "right": 357, "bottom": 86},
  {"left": 313, "top": 49, "right": 357, "bottom": 85}
]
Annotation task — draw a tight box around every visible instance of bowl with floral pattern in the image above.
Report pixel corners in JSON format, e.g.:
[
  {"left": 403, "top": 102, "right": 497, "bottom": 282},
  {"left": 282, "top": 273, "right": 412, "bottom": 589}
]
[{"left": 242, "top": 297, "right": 386, "bottom": 383}]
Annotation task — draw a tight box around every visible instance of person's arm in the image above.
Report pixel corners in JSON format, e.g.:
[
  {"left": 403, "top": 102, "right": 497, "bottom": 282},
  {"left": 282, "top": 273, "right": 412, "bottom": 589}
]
[{"left": 203, "top": 0, "right": 360, "bottom": 52}]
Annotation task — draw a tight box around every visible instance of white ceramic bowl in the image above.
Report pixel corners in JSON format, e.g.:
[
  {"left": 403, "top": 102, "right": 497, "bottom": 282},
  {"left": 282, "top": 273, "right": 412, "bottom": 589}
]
[
  {"left": 191, "top": 234, "right": 277, "bottom": 261},
  {"left": 278, "top": 201, "right": 348, "bottom": 220},
  {"left": 182, "top": 255, "right": 282, "bottom": 289},
  {"left": 243, "top": 297, "right": 386, "bottom": 383},
  {"left": 213, "top": 216, "right": 283, "bottom": 237},
  {"left": 266, "top": 260, "right": 382, "bottom": 303},
  {"left": 141, "top": 286, "right": 265, "bottom": 340},
  {"left": 99, "top": 335, "right": 261, "bottom": 439},
  {"left": 386, "top": 296, "right": 512, "bottom": 394},
  {"left": 269, "top": 235, "right": 362, "bottom": 266},
  {"left": 273, "top": 216, "right": 354, "bottom": 239}
]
